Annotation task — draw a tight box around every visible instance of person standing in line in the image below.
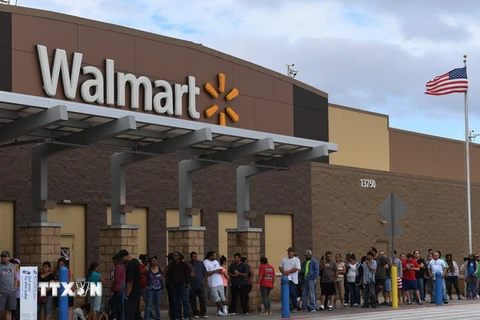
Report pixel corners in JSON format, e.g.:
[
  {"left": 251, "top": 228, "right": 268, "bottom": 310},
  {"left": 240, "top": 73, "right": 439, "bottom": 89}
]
[
  {"left": 219, "top": 256, "right": 229, "bottom": 303},
  {"left": 110, "top": 254, "right": 125, "bottom": 320},
  {"left": 37, "top": 261, "right": 55, "bottom": 320},
  {"left": 258, "top": 257, "right": 275, "bottom": 315},
  {"left": 445, "top": 253, "right": 462, "bottom": 300},
  {"left": 9, "top": 259, "right": 20, "bottom": 320},
  {"left": 204, "top": 251, "right": 228, "bottom": 316},
  {"left": 318, "top": 251, "right": 338, "bottom": 311},
  {"left": 334, "top": 254, "right": 345, "bottom": 308},
  {"left": 465, "top": 254, "right": 477, "bottom": 299},
  {"left": 228, "top": 253, "right": 249, "bottom": 315},
  {"left": 401, "top": 253, "right": 422, "bottom": 305},
  {"left": 116, "top": 250, "right": 142, "bottom": 320},
  {"left": 279, "top": 247, "right": 301, "bottom": 313},
  {"left": 361, "top": 251, "right": 377, "bottom": 309},
  {"left": 188, "top": 252, "right": 208, "bottom": 319},
  {"left": 413, "top": 250, "right": 426, "bottom": 303},
  {"left": 86, "top": 261, "right": 107, "bottom": 320},
  {"left": 166, "top": 251, "right": 192, "bottom": 320},
  {"left": 427, "top": 251, "right": 448, "bottom": 304},
  {"left": 241, "top": 257, "right": 254, "bottom": 310},
  {"left": 301, "top": 250, "right": 319, "bottom": 312},
  {"left": 0, "top": 250, "right": 17, "bottom": 320},
  {"left": 144, "top": 256, "right": 163, "bottom": 320}
]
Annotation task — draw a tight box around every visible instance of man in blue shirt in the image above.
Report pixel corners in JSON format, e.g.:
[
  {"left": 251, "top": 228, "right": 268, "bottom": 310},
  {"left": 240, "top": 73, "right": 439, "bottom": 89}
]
[
  {"left": 189, "top": 252, "right": 208, "bottom": 318},
  {"left": 301, "top": 250, "right": 319, "bottom": 312}
]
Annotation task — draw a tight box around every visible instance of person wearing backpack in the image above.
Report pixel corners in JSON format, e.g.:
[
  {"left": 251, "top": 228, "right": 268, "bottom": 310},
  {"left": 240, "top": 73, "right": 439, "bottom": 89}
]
[{"left": 346, "top": 254, "right": 361, "bottom": 307}]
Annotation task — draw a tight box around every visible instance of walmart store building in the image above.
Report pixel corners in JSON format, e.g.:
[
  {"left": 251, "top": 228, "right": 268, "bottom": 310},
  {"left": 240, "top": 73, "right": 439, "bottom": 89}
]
[{"left": 1, "top": 5, "right": 480, "bottom": 308}]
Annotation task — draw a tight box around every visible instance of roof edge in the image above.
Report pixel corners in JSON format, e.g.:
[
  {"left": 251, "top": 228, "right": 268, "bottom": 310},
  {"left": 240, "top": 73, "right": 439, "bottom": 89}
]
[{"left": 1, "top": 5, "right": 328, "bottom": 99}]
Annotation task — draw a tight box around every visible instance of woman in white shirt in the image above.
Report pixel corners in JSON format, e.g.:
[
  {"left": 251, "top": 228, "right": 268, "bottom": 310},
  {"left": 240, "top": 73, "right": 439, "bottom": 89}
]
[
  {"left": 445, "top": 253, "right": 462, "bottom": 300},
  {"left": 345, "top": 254, "right": 360, "bottom": 307},
  {"left": 334, "top": 254, "right": 346, "bottom": 308}
]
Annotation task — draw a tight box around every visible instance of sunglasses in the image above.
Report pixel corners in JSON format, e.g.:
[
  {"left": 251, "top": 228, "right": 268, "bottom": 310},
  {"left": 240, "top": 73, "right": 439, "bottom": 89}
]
[{"left": 0, "top": 255, "right": 7, "bottom": 258}]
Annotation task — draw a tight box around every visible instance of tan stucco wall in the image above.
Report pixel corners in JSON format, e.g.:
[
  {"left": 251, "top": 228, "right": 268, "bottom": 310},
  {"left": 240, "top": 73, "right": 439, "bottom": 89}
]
[{"left": 329, "top": 104, "right": 390, "bottom": 171}]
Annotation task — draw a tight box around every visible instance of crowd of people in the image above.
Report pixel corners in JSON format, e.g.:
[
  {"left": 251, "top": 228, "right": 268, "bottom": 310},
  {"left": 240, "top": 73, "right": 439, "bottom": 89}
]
[
  {"left": 1, "top": 246, "right": 479, "bottom": 319},
  {"left": 281, "top": 247, "right": 480, "bottom": 313}
]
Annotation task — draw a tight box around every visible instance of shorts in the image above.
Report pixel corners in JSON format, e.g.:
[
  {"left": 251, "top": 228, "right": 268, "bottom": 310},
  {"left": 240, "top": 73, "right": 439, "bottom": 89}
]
[
  {"left": 402, "top": 279, "right": 418, "bottom": 291},
  {"left": 383, "top": 278, "right": 392, "bottom": 292},
  {"left": 0, "top": 291, "right": 16, "bottom": 311},
  {"left": 397, "top": 277, "right": 403, "bottom": 289},
  {"left": 375, "top": 279, "right": 385, "bottom": 287},
  {"left": 320, "top": 282, "right": 336, "bottom": 296},
  {"left": 90, "top": 295, "right": 102, "bottom": 311},
  {"left": 209, "top": 285, "right": 225, "bottom": 303}
]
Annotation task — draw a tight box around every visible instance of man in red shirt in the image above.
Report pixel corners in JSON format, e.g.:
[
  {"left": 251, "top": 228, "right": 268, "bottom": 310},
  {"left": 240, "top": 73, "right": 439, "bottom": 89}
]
[{"left": 402, "top": 253, "right": 423, "bottom": 305}]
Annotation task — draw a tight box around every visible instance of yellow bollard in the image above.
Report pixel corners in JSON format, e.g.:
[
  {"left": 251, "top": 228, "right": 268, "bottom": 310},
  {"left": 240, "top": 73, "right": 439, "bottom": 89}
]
[{"left": 391, "top": 266, "right": 398, "bottom": 308}]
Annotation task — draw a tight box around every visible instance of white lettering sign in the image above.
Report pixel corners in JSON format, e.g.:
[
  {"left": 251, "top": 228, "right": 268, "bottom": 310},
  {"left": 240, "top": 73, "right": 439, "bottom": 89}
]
[
  {"left": 36, "top": 44, "right": 201, "bottom": 119},
  {"left": 360, "top": 179, "right": 376, "bottom": 189},
  {"left": 38, "top": 282, "right": 102, "bottom": 297},
  {"left": 20, "top": 267, "right": 38, "bottom": 320}
]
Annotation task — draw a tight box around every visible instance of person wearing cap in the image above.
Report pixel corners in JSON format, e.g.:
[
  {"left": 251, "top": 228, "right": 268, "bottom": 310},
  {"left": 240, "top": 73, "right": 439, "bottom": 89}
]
[
  {"left": 301, "top": 250, "right": 319, "bottom": 312},
  {"left": 9, "top": 258, "right": 20, "bottom": 320},
  {"left": 116, "top": 249, "right": 142, "bottom": 320},
  {"left": 0, "top": 250, "right": 17, "bottom": 320},
  {"left": 279, "top": 247, "right": 301, "bottom": 312}
]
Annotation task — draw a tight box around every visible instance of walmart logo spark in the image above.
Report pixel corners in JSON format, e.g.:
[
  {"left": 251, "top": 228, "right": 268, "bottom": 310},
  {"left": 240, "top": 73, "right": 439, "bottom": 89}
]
[{"left": 204, "top": 73, "right": 240, "bottom": 126}]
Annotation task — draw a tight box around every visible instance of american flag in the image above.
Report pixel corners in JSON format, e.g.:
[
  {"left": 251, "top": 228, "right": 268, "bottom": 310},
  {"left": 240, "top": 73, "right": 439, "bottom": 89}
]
[{"left": 425, "top": 67, "right": 468, "bottom": 95}]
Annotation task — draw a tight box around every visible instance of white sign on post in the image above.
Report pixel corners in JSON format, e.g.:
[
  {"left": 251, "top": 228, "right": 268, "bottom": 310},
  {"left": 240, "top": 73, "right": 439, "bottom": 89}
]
[{"left": 20, "top": 267, "right": 38, "bottom": 320}]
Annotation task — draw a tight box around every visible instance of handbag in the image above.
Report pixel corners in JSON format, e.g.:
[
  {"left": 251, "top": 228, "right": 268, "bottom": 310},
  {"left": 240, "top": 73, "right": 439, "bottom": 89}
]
[{"left": 39, "top": 296, "right": 48, "bottom": 304}]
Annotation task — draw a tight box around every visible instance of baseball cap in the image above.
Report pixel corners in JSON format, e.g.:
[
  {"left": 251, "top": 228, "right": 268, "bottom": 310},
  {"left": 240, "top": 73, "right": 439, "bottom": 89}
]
[
  {"left": 9, "top": 258, "right": 20, "bottom": 264},
  {"left": 305, "top": 250, "right": 312, "bottom": 256},
  {"left": 116, "top": 249, "right": 129, "bottom": 259},
  {"left": 1, "top": 250, "right": 10, "bottom": 257},
  {"left": 287, "top": 247, "right": 294, "bottom": 252}
]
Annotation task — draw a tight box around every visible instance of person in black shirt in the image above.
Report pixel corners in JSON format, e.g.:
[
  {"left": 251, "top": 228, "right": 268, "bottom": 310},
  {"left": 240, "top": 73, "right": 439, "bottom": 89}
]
[
  {"left": 228, "top": 253, "right": 249, "bottom": 315},
  {"left": 117, "top": 249, "right": 141, "bottom": 320},
  {"left": 413, "top": 250, "right": 426, "bottom": 303},
  {"left": 166, "top": 251, "right": 192, "bottom": 320}
]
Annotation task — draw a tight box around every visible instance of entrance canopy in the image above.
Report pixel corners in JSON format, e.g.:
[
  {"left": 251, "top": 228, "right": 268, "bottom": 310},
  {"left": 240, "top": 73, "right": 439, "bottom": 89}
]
[{"left": 0, "top": 91, "right": 338, "bottom": 167}]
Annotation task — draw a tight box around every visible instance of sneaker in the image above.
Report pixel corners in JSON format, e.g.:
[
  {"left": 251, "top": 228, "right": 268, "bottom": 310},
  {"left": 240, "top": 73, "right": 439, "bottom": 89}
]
[
  {"left": 361, "top": 304, "right": 369, "bottom": 308},
  {"left": 380, "top": 302, "right": 388, "bottom": 306},
  {"left": 343, "top": 303, "right": 348, "bottom": 307},
  {"left": 353, "top": 303, "right": 359, "bottom": 307},
  {"left": 201, "top": 316, "right": 208, "bottom": 319},
  {"left": 327, "top": 305, "right": 333, "bottom": 311},
  {"left": 419, "top": 301, "right": 424, "bottom": 305},
  {"left": 222, "top": 306, "right": 228, "bottom": 315},
  {"left": 388, "top": 302, "right": 392, "bottom": 306},
  {"left": 310, "top": 309, "right": 316, "bottom": 312},
  {"left": 317, "top": 305, "right": 325, "bottom": 311}
]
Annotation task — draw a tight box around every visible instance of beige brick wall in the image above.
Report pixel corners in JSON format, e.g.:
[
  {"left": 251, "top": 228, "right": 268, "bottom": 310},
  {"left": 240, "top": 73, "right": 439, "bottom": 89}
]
[{"left": 18, "top": 225, "right": 62, "bottom": 267}]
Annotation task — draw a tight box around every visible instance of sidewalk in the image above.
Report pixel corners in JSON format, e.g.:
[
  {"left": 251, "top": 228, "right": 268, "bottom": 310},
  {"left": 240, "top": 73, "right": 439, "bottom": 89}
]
[{"left": 152, "top": 298, "right": 480, "bottom": 320}]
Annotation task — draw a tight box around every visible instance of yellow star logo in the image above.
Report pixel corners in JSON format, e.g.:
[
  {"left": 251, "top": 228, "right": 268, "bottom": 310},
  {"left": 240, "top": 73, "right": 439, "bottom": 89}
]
[{"left": 204, "top": 73, "right": 240, "bottom": 126}]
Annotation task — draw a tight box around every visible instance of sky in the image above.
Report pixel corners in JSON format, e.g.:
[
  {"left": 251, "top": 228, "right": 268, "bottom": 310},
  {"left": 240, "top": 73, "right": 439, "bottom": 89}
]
[{"left": 12, "top": 0, "right": 480, "bottom": 142}]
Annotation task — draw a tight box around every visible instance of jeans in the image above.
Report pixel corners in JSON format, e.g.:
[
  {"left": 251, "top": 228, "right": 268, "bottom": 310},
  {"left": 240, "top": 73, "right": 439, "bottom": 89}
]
[
  {"left": 260, "top": 286, "right": 272, "bottom": 311},
  {"left": 346, "top": 282, "right": 360, "bottom": 306},
  {"left": 37, "top": 296, "right": 52, "bottom": 317},
  {"left": 466, "top": 275, "right": 477, "bottom": 298},
  {"left": 288, "top": 281, "right": 298, "bottom": 309},
  {"left": 110, "top": 291, "right": 123, "bottom": 319},
  {"left": 125, "top": 295, "right": 140, "bottom": 320},
  {"left": 172, "top": 284, "right": 190, "bottom": 319},
  {"left": 189, "top": 287, "right": 206, "bottom": 317},
  {"left": 363, "top": 282, "right": 375, "bottom": 306},
  {"left": 144, "top": 289, "right": 161, "bottom": 320},
  {"left": 229, "top": 285, "right": 249, "bottom": 314},
  {"left": 446, "top": 276, "right": 461, "bottom": 297},
  {"left": 416, "top": 278, "right": 425, "bottom": 301},
  {"left": 301, "top": 280, "right": 316, "bottom": 310}
]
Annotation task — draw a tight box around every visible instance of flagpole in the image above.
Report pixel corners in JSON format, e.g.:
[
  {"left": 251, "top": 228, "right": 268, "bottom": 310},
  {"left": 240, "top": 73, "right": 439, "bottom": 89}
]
[{"left": 464, "top": 54, "right": 473, "bottom": 254}]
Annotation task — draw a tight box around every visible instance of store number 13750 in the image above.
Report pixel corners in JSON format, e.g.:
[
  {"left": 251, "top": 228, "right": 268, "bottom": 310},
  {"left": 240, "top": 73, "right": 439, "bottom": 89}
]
[{"left": 360, "top": 179, "right": 376, "bottom": 189}]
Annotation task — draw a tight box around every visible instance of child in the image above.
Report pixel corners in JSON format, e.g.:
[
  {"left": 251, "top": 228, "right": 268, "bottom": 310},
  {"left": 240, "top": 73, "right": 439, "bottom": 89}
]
[{"left": 72, "top": 304, "right": 90, "bottom": 320}]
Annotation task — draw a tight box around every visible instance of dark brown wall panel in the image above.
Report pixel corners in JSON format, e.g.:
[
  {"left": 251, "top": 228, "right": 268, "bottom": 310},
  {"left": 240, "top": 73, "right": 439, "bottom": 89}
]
[
  {"left": 390, "top": 129, "right": 480, "bottom": 182},
  {"left": 0, "top": 12, "right": 12, "bottom": 92}
]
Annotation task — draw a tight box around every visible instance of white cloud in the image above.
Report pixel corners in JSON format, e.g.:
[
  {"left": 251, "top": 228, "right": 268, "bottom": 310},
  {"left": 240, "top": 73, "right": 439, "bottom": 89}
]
[{"left": 13, "top": 0, "right": 480, "bottom": 140}]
